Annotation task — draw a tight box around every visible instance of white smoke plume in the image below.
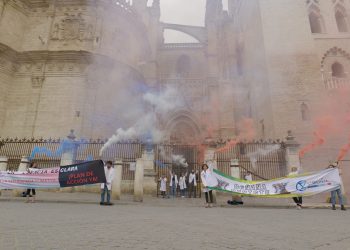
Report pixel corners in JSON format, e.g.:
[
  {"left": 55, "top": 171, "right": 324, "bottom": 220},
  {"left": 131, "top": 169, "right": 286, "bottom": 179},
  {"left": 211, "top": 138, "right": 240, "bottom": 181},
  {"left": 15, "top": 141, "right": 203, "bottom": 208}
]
[
  {"left": 99, "top": 86, "right": 184, "bottom": 155},
  {"left": 247, "top": 144, "right": 280, "bottom": 170},
  {"left": 171, "top": 154, "right": 189, "bottom": 168},
  {"left": 158, "top": 145, "right": 188, "bottom": 168}
]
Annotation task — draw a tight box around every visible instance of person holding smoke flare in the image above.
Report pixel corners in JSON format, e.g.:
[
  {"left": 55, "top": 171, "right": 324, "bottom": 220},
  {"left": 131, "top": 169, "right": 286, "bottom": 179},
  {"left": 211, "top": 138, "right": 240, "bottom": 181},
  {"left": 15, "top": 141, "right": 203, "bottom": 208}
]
[
  {"left": 201, "top": 163, "right": 214, "bottom": 208},
  {"left": 327, "top": 162, "right": 346, "bottom": 211},
  {"left": 169, "top": 170, "right": 178, "bottom": 198},
  {"left": 179, "top": 172, "right": 187, "bottom": 198}
]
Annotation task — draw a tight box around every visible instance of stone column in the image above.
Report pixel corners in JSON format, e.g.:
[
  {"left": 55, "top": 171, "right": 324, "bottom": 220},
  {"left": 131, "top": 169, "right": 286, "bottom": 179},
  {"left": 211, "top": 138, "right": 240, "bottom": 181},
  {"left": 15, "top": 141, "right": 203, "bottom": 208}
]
[
  {"left": 60, "top": 130, "right": 79, "bottom": 192},
  {"left": 13, "top": 156, "right": 30, "bottom": 197},
  {"left": 142, "top": 150, "right": 157, "bottom": 195},
  {"left": 134, "top": 158, "right": 144, "bottom": 202},
  {"left": 284, "top": 130, "right": 301, "bottom": 174},
  {"left": 112, "top": 159, "right": 122, "bottom": 200},
  {"left": 0, "top": 156, "right": 8, "bottom": 171},
  {"left": 230, "top": 158, "right": 242, "bottom": 203},
  {"left": 0, "top": 156, "right": 8, "bottom": 196}
]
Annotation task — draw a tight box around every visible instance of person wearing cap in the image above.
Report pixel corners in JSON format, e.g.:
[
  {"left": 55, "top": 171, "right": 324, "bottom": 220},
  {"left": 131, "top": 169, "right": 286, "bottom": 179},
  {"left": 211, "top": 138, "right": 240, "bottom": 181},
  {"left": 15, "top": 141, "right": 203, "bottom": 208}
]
[{"left": 327, "top": 162, "right": 346, "bottom": 211}]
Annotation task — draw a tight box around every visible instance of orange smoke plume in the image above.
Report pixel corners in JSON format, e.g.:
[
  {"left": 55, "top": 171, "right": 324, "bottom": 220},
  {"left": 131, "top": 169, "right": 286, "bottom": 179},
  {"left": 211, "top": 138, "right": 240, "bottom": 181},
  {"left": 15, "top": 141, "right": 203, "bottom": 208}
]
[
  {"left": 216, "top": 118, "right": 256, "bottom": 153},
  {"left": 299, "top": 132, "right": 325, "bottom": 158},
  {"left": 337, "top": 133, "right": 350, "bottom": 161},
  {"left": 299, "top": 116, "right": 333, "bottom": 158}
]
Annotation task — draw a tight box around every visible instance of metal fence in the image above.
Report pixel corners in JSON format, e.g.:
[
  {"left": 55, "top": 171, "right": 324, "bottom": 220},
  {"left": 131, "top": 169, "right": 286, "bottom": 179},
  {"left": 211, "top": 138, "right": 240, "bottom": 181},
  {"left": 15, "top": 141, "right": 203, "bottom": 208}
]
[
  {"left": 0, "top": 138, "right": 143, "bottom": 182},
  {"left": 0, "top": 138, "right": 287, "bottom": 195},
  {"left": 216, "top": 141, "right": 287, "bottom": 181},
  {"left": 154, "top": 144, "right": 202, "bottom": 198}
]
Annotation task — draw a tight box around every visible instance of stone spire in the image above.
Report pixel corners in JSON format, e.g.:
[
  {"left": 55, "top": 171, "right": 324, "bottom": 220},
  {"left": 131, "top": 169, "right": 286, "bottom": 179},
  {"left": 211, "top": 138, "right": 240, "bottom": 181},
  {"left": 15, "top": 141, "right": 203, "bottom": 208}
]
[
  {"left": 205, "top": 0, "right": 223, "bottom": 26},
  {"left": 151, "top": 0, "right": 160, "bottom": 19}
]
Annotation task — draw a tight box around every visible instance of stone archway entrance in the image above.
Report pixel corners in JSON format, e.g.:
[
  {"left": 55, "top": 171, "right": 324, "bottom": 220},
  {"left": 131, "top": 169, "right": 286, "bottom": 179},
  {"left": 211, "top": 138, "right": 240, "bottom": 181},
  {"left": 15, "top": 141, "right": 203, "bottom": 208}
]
[{"left": 165, "top": 111, "right": 202, "bottom": 144}]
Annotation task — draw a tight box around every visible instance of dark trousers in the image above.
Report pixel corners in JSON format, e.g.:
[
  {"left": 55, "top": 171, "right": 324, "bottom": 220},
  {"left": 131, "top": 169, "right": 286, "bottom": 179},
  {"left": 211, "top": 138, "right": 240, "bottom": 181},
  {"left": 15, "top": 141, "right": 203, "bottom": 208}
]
[
  {"left": 293, "top": 197, "right": 302, "bottom": 205},
  {"left": 26, "top": 189, "right": 36, "bottom": 196},
  {"left": 161, "top": 191, "right": 166, "bottom": 197},
  {"left": 101, "top": 185, "right": 111, "bottom": 203},
  {"left": 188, "top": 183, "right": 196, "bottom": 198},
  {"left": 205, "top": 190, "right": 213, "bottom": 203}
]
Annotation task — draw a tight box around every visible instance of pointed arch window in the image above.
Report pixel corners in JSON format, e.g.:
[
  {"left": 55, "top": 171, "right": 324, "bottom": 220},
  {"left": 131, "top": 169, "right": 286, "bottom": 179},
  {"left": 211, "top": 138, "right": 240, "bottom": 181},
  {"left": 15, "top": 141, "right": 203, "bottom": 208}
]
[
  {"left": 335, "top": 9, "right": 349, "bottom": 32},
  {"left": 176, "top": 55, "right": 191, "bottom": 77},
  {"left": 308, "top": 5, "right": 325, "bottom": 33},
  {"left": 301, "top": 103, "right": 311, "bottom": 121}
]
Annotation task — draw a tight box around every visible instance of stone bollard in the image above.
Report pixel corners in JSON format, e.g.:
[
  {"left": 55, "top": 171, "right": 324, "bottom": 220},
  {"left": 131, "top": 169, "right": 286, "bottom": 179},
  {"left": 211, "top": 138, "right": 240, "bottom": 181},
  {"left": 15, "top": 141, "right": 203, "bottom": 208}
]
[
  {"left": 134, "top": 158, "right": 144, "bottom": 202},
  {"left": 0, "top": 156, "right": 8, "bottom": 171},
  {"left": 13, "top": 156, "right": 30, "bottom": 197},
  {"left": 0, "top": 156, "right": 8, "bottom": 196},
  {"left": 112, "top": 159, "right": 123, "bottom": 200},
  {"left": 230, "top": 158, "right": 242, "bottom": 203}
]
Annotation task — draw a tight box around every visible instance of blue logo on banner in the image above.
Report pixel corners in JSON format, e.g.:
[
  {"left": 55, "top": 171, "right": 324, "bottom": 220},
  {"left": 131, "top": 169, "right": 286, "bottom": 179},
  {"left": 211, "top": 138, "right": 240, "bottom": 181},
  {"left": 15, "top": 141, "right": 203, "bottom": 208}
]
[{"left": 296, "top": 180, "right": 307, "bottom": 191}]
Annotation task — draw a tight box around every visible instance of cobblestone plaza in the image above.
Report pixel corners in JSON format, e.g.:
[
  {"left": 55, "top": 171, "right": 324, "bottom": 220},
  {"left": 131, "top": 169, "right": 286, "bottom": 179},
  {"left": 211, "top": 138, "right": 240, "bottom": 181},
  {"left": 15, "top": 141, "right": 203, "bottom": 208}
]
[{"left": 0, "top": 193, "right": 349, "bottom": 250}]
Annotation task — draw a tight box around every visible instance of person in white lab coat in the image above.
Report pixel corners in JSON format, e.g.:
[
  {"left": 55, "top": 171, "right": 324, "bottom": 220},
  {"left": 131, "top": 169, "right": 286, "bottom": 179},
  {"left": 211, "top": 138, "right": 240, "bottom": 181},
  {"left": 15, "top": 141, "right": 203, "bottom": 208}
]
[
  {"left": 244, "top": 171, "right": 253, "bottom": 182},
  {"left": 100, "top": 161, "right": 115, "bottom": 205},
  {"left": 169, "top": 170, "right": 178, "bottom": 198},
  {"left": 179, "top": 172, "right": 187, "bottom": 198},
  {"left": 159, "top": 175, "right": 167, "bottom": 198},
  {"left": 188, "top": 169, "right": 197, "bottom": 198},
  {"left": 201, "top": 163, "right": 214, "bottom": 208}
]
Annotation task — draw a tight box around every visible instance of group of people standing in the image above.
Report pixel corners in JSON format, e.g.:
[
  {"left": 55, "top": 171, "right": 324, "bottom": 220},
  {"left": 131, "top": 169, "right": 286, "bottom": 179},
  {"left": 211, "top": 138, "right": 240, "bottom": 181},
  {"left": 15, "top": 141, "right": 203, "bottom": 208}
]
[
  {"left": 159, "top": 169, "right": 198, "bottom": 198},
  {"left": 159, "top": 163, "right": 215, "bottom": 208}
]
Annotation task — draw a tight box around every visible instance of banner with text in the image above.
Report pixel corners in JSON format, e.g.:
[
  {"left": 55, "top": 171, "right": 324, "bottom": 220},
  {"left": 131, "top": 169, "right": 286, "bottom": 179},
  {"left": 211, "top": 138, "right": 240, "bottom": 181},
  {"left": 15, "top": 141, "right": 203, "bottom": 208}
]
[
  {"left": 0, "top": 160, "right": 106, "bottom": 189},
  {"left": 208, "top": 168, "right": 341, "bottom": 197}
]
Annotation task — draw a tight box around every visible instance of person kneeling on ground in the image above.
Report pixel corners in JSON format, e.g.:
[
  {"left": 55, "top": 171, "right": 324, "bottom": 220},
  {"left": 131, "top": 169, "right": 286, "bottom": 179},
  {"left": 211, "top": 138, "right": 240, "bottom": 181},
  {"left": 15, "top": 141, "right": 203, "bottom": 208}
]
[
  {"left": 288, "top": 167, "right": 303, "bottom": 209},
  {"left": 327, "top": 162, "right": 346, "bottom": 211},
  {"left": 100, "top": 161, "right": 115, "bottom": 206}
]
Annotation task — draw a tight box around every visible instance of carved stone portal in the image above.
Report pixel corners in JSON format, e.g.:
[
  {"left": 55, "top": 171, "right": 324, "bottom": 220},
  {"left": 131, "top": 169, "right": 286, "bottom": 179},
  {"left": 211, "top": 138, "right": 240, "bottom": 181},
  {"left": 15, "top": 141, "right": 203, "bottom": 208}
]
[{"left": 51, "top": 13, "right": 94, "bottom": 41}]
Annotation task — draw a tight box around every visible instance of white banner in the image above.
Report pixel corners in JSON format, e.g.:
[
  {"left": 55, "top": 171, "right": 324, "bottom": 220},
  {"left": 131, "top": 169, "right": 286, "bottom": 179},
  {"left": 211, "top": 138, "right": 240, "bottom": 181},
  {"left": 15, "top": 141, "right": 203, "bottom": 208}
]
[
  {"left": 0, "top": 168, "right": 60, "bottom": 189},
  {"left": 208, "top": 168, "right": 342, "bottom": 197}
]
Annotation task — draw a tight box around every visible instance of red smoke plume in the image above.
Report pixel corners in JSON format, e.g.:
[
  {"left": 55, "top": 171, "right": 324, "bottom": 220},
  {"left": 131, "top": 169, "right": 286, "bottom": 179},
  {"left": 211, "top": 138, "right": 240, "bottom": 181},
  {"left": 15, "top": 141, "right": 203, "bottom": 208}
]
[
  {"left": 337, "top": 139, "right": 350, "bottom": 161},
  {"left": 299, "top": 131, "right": 325, "bottom": 158},
  {"left": 216, "top": 118, "right": 256, "bottom": 153},
  {"left": 299, "top": 116, "right": 334, "bottom": 158}
]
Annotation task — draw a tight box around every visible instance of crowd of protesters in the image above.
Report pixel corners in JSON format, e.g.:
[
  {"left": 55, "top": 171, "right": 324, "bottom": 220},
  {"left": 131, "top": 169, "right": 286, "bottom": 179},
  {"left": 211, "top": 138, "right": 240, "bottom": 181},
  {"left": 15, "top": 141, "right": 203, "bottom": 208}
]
[{"left": 12, "top": 160, "right": 347, "bottom": 210}]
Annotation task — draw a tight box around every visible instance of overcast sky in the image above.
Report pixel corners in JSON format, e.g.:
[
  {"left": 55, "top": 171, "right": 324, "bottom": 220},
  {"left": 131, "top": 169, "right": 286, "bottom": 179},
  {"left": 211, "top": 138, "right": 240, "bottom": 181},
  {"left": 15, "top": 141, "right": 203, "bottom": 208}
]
[{"left": 153, "top": 0, "right": 228, "bottom": 42}]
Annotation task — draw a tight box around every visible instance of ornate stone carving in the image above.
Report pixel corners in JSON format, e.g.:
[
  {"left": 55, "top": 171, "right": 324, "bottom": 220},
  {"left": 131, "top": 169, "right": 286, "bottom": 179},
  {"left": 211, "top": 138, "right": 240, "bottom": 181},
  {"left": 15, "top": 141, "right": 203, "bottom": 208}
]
[
  {"left": 51, "top": 13, "right": 95, "bottom": 41},
  {"left": 31, "top": 76, "right": 45, "bottom": 88}
]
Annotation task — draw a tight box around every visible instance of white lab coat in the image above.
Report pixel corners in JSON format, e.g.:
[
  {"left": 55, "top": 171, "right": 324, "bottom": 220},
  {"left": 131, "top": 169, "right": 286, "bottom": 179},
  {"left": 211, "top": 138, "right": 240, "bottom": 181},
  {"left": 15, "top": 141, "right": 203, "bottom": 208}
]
[
  {"left": 201, "top": 164, "right": 217, "bottom": 193},
  {"left": 179, "top": 176, "right": 187, "bottom": 190},
  {"left": 188, "top": 173, "right": 197, "bottom": 186},
  {"left": 101, "top": 166, "right": 115, "bottom": 191},
  {"left": 245, "top": 174, "right": 252, "bottom": 181},
  {"left": 169, "top": 174, "right": 178, "bottom": 187},
  {"left": 160, "top": 177, "right": 167, "bottom": 192}
]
